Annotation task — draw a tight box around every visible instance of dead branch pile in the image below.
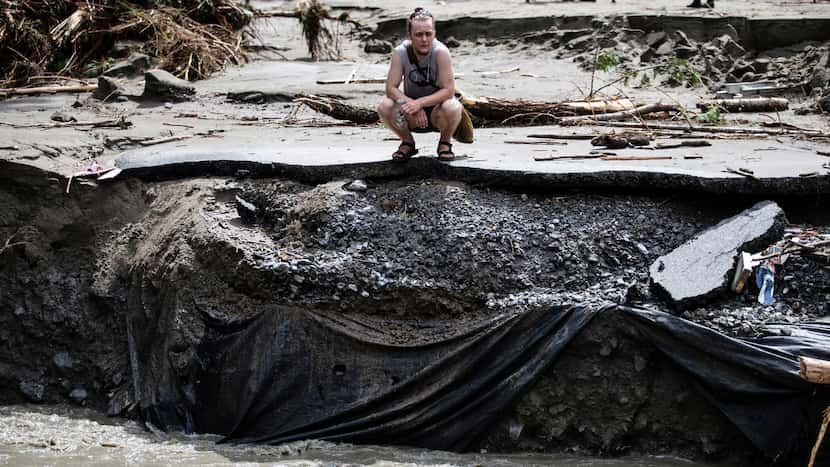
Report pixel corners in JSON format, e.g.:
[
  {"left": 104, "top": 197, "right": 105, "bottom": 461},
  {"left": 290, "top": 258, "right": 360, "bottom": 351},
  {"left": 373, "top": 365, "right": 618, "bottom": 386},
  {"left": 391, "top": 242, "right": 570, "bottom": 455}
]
[{"left": 0, "top": 0, "right": 252, "bottom": 83}]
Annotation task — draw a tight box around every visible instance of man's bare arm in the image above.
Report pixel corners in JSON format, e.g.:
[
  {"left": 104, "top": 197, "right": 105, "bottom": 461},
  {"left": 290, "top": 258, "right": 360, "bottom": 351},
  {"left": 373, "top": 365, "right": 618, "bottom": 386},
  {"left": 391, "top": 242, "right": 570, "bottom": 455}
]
[{"left": 385, "top": 52, "right": 407, "bottom": 101}]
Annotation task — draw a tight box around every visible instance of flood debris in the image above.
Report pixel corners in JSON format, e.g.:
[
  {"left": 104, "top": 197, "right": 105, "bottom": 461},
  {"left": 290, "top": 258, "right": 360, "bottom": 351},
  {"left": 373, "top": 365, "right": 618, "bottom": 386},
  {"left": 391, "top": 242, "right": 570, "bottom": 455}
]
[
  {"left": 697, "top": 97, "right": 789, "bottom": 113},
  {"left": 0, "top": 0, "right": 251, "bottom": 84},
  {"left": 591, "top": 131, "right": 650, "bottom": 149},
  {"left": 649, "top": 201, "right": 786, "bottom": 311}
]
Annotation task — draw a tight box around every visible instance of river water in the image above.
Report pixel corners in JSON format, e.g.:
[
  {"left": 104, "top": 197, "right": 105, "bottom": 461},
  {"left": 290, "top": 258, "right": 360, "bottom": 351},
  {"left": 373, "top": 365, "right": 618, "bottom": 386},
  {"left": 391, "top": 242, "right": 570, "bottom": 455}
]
[{"left": 0, "top": 405, "right": 708, "bottom": 467}]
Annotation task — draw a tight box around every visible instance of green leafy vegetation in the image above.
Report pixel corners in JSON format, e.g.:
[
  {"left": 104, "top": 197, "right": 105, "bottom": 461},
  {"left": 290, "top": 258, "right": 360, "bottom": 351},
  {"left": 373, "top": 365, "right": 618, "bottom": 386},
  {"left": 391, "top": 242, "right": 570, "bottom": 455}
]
[
  {"left": 698, "top": 106, "right": 724, "bottom": 124},
  {"left": 596, "top": 50, "right": 619, "bottom": 72}
]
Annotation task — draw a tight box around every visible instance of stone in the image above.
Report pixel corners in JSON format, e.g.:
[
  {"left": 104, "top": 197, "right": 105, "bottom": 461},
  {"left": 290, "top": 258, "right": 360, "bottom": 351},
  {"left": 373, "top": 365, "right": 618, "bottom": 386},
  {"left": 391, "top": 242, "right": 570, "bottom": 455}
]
[
  {"left": 19, "top": 381, "right": 44, "bottom": 402},
  {"left": 69, "top": 388, "right": 88, "bottom": 404},
  {"left": 364, "top": 39, "right": 392, "bottom": 54},
  {"left": 444, "top": 36, "right": 461, "bottom": 48},
  {"left": 714, "top": 35, "right": 746, "bottom": 60},
  {"left": 53, "top": 352, "right": 73, "bottom": 369},
  {"left": 674, "top": 30, "right": 693, "bottom": 48},
  {"left": 142, "top": 69, "right": 195, "bottom": 102},
  {"left": 654, "top": 41, "right": 674, "bottom": 56},
  {"left": 646, "top": 31, "right": 668, "bottom": 48},
  {"left": 92, "top": 76, "right": 124, "bottom": 101},
  {"left": 675, "top": 45, "right": 698, "bottom": 59},
  {"left": 104, "top": 52, "right": 152, "bottom": 77},
  {"left": 560, "top": 29, "right": 593, "bottom": 43},
  {"left": 50, "top": 111, "right": 76, "bottom": 123},
  {"left": 751, "top": 58, "right": 771, "bottom": 74},
  {"left": 235, "top": 195, "right": 257, "bottom": 224},
  {"left": 345, "top": 179, "right": 368, "bottom": 192},
  {"left": 649, "top": 201, "right": 786, "bottom": 311}
]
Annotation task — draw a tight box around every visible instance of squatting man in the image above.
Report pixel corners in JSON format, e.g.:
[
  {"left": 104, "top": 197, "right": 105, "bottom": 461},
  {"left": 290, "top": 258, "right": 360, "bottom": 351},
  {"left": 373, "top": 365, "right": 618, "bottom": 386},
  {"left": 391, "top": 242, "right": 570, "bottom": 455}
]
[{"left": 377, "top": 7, "right": 470, "bottom": 162}]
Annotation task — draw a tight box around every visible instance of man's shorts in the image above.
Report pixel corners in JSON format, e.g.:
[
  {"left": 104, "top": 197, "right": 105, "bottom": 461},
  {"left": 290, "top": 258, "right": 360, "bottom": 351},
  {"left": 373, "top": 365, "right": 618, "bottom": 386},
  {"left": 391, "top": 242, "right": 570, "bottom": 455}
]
[{"left": 411, "top": 106, "right": 438, "bottom": 133}]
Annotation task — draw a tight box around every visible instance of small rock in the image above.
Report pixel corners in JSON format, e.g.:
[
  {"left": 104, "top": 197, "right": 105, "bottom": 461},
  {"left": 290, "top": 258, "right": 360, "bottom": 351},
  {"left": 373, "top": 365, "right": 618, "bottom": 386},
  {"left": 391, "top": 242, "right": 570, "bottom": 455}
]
[
  {"left": 636, "top": 243, "right": 649, "bottom": 256},
  {"left": 646, "top": 31, "right": 668, "bottom": 48},
  {"left": 654, "top": 41, "right": 674, "bottom": 56},
  {"left": 69, "top": 388, "right": 88, "bottom": 404},
  {"left": 714, "top": 34, "right": 746, "bottom": 59},
  {"left": 675, "top": 45, "right": 698, "bottom": 59},
  {"left": 50, "top": 111, "right": 76, "bottom": 123},
  {"left": 444, "top": 36, "right": 461, "bottom": 48},
  {"left": 674, "top": 30, "right": 692, "bottom": 48},
  {"left": 19, "top": 381, "right": 44, "bottom": 403},
  {"left": 53, "top": 352, "right": 74, "bottom": 369},
  {"left": 235, "top": 195, "right": 257, "bottom": 224},
  {"left": 364, "top": 39, "right": 392, "bottom": 54},
  {"left": 346, "top": 179, "right": 368, "bottom": 192}
]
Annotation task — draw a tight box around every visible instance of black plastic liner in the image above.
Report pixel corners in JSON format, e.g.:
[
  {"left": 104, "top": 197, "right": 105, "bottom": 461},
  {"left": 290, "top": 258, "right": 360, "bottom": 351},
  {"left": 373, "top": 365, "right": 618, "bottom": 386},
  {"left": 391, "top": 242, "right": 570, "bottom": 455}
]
[{"left": 133, "top": 304, "right": 830, "bottom": 460}]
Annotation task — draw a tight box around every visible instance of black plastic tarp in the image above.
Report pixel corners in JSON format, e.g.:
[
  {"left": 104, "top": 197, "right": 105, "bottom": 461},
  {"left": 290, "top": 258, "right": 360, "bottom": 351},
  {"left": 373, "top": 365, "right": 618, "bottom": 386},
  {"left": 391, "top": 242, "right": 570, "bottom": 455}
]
[
  {"left": 192, "top": 304, "right": 601, "bottom": 450},
  {"left": 135, "top": 303, "right": 830, "bottom": 460}
]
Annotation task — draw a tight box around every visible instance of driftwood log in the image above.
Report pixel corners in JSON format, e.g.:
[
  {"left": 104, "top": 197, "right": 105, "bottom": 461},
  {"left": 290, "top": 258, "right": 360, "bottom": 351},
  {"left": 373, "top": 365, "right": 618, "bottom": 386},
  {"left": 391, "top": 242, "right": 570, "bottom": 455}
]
[
  {"left": 460, "top": 96, "right": 635, "bottom": 125},
  {"left": 560, "top": 102, "right": 682, "bottom": 123},
  {"left": 591, "top": 131, "right": 651, "bottom": 149},
  {"left": 294, "top": 93, "right": 379, "bottom": 124},
  {"left": 697, "top": 97, "right": 789, "bottom": 113},
  {"left": 800, "top": 356, "right": 830, "bottom": 385},
  {"left": 0, "top": 84, "right": 97, "bottom": 95}
]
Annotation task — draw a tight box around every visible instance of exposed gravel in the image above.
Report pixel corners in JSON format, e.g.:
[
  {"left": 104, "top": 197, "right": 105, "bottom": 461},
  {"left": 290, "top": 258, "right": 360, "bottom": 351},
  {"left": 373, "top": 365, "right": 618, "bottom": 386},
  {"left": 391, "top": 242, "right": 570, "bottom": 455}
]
[{"left": 224, "top": 178, "right": 830, "bottom": 336}]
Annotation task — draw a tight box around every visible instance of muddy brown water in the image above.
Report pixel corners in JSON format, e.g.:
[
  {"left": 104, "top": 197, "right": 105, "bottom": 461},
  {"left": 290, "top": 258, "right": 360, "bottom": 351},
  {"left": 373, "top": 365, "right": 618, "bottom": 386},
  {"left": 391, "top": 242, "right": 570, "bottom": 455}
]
[{"left": 0, "top": 405, "right": 710, "bottom": 467}]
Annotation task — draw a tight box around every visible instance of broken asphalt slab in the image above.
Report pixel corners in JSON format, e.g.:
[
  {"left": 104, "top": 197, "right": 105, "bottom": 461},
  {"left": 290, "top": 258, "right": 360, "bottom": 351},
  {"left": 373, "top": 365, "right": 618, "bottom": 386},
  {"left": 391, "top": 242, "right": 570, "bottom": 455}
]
[
  {"left": 106, "top": 125, "right": 830, "bottom": 197},
  {"left": 649, "top": 200, "right": 786, "bottom": 312}
]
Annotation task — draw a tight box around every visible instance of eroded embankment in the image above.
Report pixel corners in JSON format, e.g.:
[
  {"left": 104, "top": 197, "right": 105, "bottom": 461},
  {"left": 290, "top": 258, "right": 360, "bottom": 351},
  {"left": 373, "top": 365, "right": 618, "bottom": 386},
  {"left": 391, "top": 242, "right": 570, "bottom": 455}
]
[{"left": 1, "top": 161, "right": 828, "bottom": 465}]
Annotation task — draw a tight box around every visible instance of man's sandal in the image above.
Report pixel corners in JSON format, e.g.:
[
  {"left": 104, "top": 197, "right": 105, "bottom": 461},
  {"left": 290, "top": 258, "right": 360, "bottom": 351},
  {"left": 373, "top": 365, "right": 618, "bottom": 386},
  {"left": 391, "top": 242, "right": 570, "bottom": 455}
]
[
  {"left": 437, "top": 141, "right": 455, "bottom": 161},
  {"left": 392, "top": 141, "right": 418, "bottom": 162}
]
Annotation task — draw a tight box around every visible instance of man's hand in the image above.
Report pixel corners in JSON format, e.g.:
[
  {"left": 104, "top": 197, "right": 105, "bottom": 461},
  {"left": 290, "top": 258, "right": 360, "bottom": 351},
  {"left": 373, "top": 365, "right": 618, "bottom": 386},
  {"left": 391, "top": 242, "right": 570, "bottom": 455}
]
[
  {"left": 400, "top": 100, "right": 423, "bottom": 116},
  {"left": 405, "top": 109, "right": 429, "bottom": 129}
]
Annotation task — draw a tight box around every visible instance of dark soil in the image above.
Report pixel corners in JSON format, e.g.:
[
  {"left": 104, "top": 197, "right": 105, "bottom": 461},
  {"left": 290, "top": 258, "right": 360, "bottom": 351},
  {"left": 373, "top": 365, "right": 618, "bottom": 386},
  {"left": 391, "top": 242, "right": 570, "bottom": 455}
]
[{"left": 1, "top": 170, "right": 828, "bottom": 464}]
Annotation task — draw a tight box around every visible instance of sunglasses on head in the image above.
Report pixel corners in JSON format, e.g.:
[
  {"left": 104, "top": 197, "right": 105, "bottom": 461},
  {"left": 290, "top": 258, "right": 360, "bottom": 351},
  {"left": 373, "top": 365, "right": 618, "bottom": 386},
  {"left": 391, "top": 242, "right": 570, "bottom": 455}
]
[{"left": 409, "top": 9, "right": 433, "bottom": 19}]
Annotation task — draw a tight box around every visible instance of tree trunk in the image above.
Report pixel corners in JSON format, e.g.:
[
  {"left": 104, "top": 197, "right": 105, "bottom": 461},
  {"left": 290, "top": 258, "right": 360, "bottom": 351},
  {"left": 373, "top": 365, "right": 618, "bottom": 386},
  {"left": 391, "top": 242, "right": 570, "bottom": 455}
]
[{"left": 697, "top": 97, "right": 789, "bottom": 113}]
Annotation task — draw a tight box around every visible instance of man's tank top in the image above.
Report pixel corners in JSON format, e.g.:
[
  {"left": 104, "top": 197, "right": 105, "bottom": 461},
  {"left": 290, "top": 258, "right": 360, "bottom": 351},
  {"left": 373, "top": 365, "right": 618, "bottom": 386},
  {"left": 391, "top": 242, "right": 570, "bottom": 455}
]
[{"left": 395, "top": 39, "right": 446, "bottom": 99}]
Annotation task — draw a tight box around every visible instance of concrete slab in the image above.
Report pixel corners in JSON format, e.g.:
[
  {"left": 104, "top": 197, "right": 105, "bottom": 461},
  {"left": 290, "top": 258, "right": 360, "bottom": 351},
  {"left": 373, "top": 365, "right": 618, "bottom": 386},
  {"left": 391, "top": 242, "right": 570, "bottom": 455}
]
[{"left": 649, "top": 201, "right": 786, "bottom": 311}]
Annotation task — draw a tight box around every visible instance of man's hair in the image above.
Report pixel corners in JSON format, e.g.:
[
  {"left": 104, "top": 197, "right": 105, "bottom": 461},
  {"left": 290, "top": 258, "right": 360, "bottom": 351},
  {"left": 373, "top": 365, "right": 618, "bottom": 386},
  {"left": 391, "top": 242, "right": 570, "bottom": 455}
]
[{"left": 406, "top": 7, "right": 434, "bottom": 34}]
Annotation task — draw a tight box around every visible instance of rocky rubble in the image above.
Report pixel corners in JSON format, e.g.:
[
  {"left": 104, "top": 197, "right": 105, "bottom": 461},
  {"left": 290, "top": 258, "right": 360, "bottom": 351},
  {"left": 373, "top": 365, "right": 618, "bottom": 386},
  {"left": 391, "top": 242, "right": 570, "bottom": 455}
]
[{"left": 227, "top": 179, "right": 829, "bottom": 335}]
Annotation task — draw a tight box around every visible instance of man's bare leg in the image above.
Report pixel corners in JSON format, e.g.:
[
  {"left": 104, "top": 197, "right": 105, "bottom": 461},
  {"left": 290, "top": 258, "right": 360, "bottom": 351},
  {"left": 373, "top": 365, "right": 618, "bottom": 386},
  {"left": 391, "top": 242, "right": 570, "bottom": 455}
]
[
  {"left": 378, "top": 97, "right": 418, "bottom": 160},
  {"left": 430, "top": 98, "right": 462, "bottom": 159}
]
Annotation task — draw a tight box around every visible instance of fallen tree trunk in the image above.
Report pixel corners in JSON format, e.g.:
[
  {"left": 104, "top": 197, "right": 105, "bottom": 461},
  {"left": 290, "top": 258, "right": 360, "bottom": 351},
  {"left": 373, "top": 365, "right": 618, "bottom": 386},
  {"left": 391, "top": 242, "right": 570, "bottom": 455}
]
[
  {"left": 460, "top": 96, "right": 635, "bottom": 124},
  {"left": 560, "top": 102, "right": 682, "bottom": 123},
  {"left": 697, "top": 97, "right": 789, "bottom": 113},
  {"left": 1, "top": 84, "right": 97, "bottom": 95},
  {"left": 294, "top": 93, "right": 379, "bottom": 124},
  {"left": 800, "top": 356, "right": 830, "bottom": 385}
]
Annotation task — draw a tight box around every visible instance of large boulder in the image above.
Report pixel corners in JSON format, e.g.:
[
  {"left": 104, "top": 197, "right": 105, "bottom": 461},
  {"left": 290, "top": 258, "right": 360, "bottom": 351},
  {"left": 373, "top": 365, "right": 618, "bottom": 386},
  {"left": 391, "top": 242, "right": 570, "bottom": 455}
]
[
  {"left": 142, "top": 69, "right": 195, "bottom": 102},
  {"left": 649, "top": 201, "right": 786, "bottom": 312}
]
